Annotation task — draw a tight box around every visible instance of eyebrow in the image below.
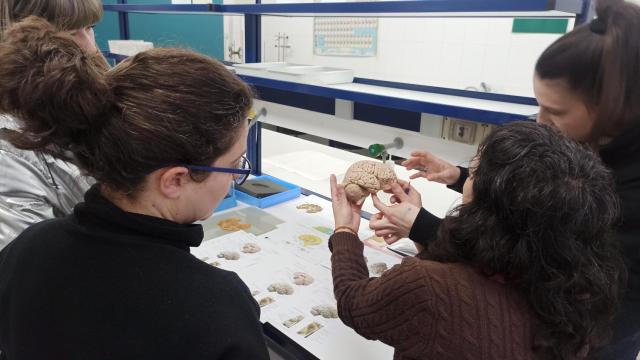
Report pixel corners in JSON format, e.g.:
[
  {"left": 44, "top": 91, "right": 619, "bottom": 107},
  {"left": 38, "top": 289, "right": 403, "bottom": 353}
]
[{"left": 542, "top": 104, "right": 564, "bottom": 113}]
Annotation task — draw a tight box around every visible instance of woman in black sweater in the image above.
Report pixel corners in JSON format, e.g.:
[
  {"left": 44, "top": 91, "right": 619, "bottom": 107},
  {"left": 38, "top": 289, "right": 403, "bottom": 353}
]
[
  {"left": 371, "top": 0, "right": 640, "bottom": 358},
  {"left": 0, "top": 18, "right": 268, "bottom": 360}
]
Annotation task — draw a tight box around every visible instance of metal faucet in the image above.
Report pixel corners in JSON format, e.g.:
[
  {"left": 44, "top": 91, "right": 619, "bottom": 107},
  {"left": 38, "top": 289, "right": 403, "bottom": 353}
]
[
  {"left": 465, "top": 82, "right": 491, "bottom": 92},
  {"left": 274, "top": 33, "right": 291, "bottom": 62},
  {"left": 228, "top": 43, "right": 243, "bottom": 61}
]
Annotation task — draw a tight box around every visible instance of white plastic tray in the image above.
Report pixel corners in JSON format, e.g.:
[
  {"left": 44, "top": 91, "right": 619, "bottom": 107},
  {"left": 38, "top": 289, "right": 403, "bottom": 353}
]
[
  {"left": 234, "top": 62, "right": 354, "bottom": 85},
  {"left": 268, "top": 65, "right": 354, "bottom": 85},
  {"left": 233, "top": 62, "right": 299, "bottom": 78}
]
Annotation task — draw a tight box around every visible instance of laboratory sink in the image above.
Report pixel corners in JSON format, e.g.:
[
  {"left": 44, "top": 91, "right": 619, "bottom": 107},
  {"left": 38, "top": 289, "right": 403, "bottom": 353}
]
[{"left": 233, "top": 62, "right": 354, "bottom": 85}]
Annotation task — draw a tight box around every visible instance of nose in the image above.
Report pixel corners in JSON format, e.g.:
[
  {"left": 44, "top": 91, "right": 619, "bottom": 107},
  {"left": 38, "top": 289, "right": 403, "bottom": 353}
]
[
  {"left": 536, "top": 109, "right": 550, "bottom": 125},
  {"left": 71, "top": 27, "right": 97, "bottom": 53}
]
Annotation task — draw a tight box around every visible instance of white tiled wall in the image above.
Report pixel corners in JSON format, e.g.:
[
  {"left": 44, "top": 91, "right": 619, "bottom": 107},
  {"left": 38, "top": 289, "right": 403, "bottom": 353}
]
[
  {"left": 259, "top": 16, "right": 574, "bottom": 97},
  {"left": 222, "top": 0, "right": 575, "bottom": 97}
]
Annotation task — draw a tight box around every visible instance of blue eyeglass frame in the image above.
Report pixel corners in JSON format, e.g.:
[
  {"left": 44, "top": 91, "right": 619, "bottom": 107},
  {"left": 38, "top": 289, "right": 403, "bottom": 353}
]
[{"left": 179, "top": 155, "right": 252, "bottom": 186}]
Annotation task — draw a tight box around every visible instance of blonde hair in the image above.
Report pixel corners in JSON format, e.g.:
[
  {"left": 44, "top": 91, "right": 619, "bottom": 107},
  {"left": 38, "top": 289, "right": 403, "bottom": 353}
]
[{"left": 0, "top": 0, "right": 103, "bottom": 40}]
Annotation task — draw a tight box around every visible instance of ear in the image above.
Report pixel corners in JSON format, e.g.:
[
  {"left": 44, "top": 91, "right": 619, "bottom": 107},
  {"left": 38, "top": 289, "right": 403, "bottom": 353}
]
[
  {"left": 586, "top": 104, "right": 598, "bottom": 121},
  {"left": 157, "top": 167, "right": 192, "bottom": 199}
]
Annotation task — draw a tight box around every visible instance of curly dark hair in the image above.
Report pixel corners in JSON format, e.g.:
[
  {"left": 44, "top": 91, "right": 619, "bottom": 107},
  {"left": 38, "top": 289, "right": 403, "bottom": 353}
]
[{"left": 426, "top": 122, "right": 625, "bottom": 359}]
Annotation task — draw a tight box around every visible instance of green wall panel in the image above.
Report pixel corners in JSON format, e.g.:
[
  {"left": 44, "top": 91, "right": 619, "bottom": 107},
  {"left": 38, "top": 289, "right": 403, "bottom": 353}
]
[
  {"left": 94, "top": 0, "right": 120, "bottom": 52},
  {"left": 94, "top": 0, "right": 224, "bottom": 60},
  {"left": 512, "top": 18, "right": 569, "bottom": 34}
]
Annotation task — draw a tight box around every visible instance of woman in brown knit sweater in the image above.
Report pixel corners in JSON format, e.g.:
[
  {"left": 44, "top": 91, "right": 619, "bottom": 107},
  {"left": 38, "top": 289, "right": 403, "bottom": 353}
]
[{"left": 329, "top": 122, "right": 625, "bottom": 360}]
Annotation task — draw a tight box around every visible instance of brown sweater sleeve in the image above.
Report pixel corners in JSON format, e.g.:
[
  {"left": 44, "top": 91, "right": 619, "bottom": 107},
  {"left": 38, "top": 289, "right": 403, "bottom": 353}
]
[{"left": 329, "top": 232, "right": 437, "bottom": 354}]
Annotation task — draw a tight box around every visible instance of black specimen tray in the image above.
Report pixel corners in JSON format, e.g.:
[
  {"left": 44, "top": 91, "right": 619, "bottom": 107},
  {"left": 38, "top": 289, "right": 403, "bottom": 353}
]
[{"left": 236, "top": 179, "right": 290, "bottom": 198}]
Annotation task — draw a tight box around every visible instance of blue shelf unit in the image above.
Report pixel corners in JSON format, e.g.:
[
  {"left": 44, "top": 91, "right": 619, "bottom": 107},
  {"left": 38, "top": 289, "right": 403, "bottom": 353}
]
[
  {"left": 238, "top": 75, "right": 537, "bottom": 126},
  {"left": 103, "top": 0, "right": 580, "bottom": 177},
  {"left": 104, "top": 0, "right": 583, "bottom": 16}
]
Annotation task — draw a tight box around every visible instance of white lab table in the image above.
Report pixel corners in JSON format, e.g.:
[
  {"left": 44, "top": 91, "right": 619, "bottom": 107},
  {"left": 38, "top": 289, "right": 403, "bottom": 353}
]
[{"left": 261, "top": 128, "right": 463, "bottom": 218}]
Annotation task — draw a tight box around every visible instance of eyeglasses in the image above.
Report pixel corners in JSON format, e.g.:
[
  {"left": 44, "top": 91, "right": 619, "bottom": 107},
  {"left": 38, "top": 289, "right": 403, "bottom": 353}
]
[{"left": 180, "top": 155, "right": 252, "bottom": 186}]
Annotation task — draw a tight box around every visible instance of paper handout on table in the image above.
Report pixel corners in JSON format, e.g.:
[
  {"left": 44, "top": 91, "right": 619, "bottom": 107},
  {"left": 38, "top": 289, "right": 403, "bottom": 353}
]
[{"left": 386, "top": 238, "right": 419, "bottom": 257}]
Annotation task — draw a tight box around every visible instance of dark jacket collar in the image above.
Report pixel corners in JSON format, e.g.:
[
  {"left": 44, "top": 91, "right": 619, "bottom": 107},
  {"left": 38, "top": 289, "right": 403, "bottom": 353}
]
[
  {"left": 599, "top": 124, "right": 640, "bottom": 169},
  {"left": 74, "top": 185, "right": 204, "bottom": 250}
]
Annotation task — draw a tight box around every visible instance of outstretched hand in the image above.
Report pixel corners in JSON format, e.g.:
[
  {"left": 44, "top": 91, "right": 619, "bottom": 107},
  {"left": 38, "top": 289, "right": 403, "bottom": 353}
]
[
  {"left": 369, "top": 183, "right": 421, "bottom": 244},
  {"left": 330, "top": 174, "right": 363, "bottom": 233},
  {"left": 402, "top": 151, "right": 460, "bottom": 185},
  {"left": 381, "top": 180, "right": 422, "bottom": 207}
]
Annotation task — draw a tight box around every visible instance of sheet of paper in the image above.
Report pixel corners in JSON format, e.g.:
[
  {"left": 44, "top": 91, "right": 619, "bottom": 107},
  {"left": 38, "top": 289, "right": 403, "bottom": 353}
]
[
  {"left": 191, "top": 231, "right": 289, "bottom": 273},
  {"left": 263, "top": 194, "right": 375, "bottom": 240},
  {"left": 387, "top": 238, "right": 419, "bottom": 257},
  {"left": 192, "top": 195, "right": 396, "bottom": 359}
]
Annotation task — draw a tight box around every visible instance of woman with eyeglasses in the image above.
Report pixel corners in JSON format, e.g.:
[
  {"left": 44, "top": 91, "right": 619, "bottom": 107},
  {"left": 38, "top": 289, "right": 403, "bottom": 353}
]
[
  {"left": 0, "top": 17, "right": 268, "bottom": 359},
  {"left": 0, "top": 0, "right": 109, "bottom": 247}
]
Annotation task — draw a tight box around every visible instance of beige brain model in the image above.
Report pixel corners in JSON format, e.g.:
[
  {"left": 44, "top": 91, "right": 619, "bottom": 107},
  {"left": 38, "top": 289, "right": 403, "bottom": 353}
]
[{"left": 342, "top": 160, "right": 397, "bottom": 205}]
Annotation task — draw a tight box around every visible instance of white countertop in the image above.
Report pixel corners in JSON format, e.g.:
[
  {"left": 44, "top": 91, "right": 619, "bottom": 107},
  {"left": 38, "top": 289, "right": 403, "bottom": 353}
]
[
  {"left": 329, "top": 82, "right": 538, "bottom": 116},
  {"left": 261, "top": 129, "right": 463, "bottom": 218}
]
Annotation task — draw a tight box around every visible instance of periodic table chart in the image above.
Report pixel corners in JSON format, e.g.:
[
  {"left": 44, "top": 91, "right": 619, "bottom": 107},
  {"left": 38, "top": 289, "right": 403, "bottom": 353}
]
[{"left": 314, "top": 17, "right": 379, "bottom": 57}]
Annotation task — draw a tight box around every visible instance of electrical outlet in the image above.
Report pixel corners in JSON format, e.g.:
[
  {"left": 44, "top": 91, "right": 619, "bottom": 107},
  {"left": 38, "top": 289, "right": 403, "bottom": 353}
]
[
  {"left": 478, "top": 124, "right": 494, "bottom": 144},
  {"left": 449, "top": 119, "right": 477, "bottom": 144}
]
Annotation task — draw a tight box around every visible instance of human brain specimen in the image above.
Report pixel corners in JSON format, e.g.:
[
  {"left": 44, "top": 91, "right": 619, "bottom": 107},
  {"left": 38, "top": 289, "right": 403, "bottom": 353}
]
[
  {"left": 217, "top": 217, "right": 251, "bottom": 232},
  {"left": 342, "top": 160, "right": 397, "bottom": 204},
  {"left": 293, "top": 272, "right": 314, "bottom": 286},
  {"left": 268, "top": 282, "right": 295, "bottom": 295},
  {"left": 310, "top": 305, "right": 338, "bottom": 319},
  {"left": 241, "top": 243, "right": 261, "bottom": 254},
  {"left": 217, "top": 251, "right": 240, "bottom": 260},
  {"left": 259, "top": 296, "right": 275, "bottom": 307},
  {"left": 369, "top": 262, "right": 389, "bottom": 276},
  {"left": 296, "top": 203, "right": 323, "bottom": 213}
]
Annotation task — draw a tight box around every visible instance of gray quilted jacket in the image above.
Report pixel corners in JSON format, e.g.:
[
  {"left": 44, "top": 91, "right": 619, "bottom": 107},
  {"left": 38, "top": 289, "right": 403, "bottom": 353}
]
[{"left": 0, "top": 115, "right": 92, "bottom": 248}]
